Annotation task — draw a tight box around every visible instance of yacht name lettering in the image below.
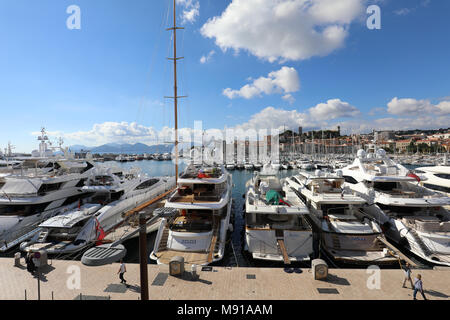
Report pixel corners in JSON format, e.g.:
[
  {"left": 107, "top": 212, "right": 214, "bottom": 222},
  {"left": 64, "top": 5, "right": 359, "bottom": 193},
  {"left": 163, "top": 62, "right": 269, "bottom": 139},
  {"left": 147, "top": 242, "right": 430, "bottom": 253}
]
[
  {"left": 181, "top": 239, "right": 196, "bottom": 244},
  {"left": 177, "top": 305, "right": 211, "bottom": 318},
  {"left": 222, "top": 304, "right": 273, "bottom": 315}
]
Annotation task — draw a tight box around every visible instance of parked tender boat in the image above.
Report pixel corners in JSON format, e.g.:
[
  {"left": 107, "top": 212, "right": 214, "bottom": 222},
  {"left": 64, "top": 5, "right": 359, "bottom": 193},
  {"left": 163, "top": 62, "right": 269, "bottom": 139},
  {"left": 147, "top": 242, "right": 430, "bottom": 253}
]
[
  {"left": 341, "top": 147, "right": 450, "bottom": 266},
  {"left": 244, "top": 164, "right": 313, "bottom": 264},
  {"left": 150, "top": 164, "right": 232, "bottom": 266},
  {"left": 286, "top": 170, "right": 398, "bottom": 265}
]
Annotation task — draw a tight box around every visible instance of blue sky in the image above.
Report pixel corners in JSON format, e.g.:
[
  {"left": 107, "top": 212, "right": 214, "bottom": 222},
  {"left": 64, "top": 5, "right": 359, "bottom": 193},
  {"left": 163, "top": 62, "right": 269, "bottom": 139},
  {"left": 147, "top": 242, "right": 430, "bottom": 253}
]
[{"left": 0, "top": 0, "right": 449, "bottom": 152}]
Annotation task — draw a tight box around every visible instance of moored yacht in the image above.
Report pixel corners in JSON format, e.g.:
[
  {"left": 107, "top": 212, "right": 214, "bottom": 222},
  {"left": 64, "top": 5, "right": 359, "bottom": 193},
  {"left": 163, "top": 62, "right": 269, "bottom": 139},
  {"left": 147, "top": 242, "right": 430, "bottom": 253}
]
[
  {"left": 341, "top": 147, "right": 450, "bottom": 266},
  {"left": 0, "top": 160, "right": 100, "bottom": 252},
  {"left": 20, "top": 167, "right": 175, "bottom": 255},
  {"left": 244, "top": 161, "right": 254, "bottom": 170},
  {"left": 150, "top": 163, "right": 232, "bottom": 266},
  {"left": 225, "top": 161, "right": 236, "bottom": 170},
  {"left": 244, "top": 164, "right": 313, "bottom": 264},
  {"left": 416, "top": 166, "right": 450, "bottom": 196},
  {"left": 271, "top": 159, "right": 281, "bottom": 171},
  {"left": 286, "top": 170, "right": 398, "bottom": 265}
]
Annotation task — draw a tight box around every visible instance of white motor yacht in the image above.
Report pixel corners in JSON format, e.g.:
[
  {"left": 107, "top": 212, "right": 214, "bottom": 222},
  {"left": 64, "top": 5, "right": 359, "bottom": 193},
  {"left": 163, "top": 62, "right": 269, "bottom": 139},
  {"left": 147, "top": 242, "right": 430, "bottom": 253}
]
[
  {"left": 244, "top": 161, "right": 254, "bottom": 170},
  {"left": 271, "top": 159, "right": 281, "bottom": 171},
  {"left": 150, "top": 163, "right": 232, "bottom": 266},
  {"left": 286, "top": 170, "right": 398, "bottom": 265},
  {"left": 244, "top": 164, "right": 313, "bottom": 264},
  {"left": 0, "top": 160, "right": 100, "bottom": 252},
  {"left": 225, "top": 161, "right": 236, "bottom": 170},
  {"left": 341, "top": 147, "right": 450, "bottom": 266},
  {"left": 416, "top": 166, "right": 450, "bottom": 196},
  {"left": 20, "top": 167, "right": 175, "bottom": 255}
]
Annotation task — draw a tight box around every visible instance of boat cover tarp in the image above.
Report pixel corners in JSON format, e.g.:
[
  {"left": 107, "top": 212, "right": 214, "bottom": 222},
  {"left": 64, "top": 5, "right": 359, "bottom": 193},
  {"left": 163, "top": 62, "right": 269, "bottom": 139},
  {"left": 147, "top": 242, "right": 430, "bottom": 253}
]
[
  {"left": 1, "top": 178, "right": 42, "bottom": 195},
  {"left": 266, "top": 190, "right": 282, "bottom": 205}
]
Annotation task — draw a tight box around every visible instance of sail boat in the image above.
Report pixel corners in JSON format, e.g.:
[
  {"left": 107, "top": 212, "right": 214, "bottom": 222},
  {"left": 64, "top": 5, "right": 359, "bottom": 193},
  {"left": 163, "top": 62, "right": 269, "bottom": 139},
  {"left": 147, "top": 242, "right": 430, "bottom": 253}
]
[{"left": 150, "top": 0, "right": 233, "bottom": 266}]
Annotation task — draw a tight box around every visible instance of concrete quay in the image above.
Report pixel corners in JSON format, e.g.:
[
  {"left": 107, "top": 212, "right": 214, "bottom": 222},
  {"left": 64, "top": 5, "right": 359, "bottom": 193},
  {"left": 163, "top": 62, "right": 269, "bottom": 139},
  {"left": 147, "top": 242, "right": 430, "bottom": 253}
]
[{"left": 0, "top": 258, "right": 448, "bottom": 300}]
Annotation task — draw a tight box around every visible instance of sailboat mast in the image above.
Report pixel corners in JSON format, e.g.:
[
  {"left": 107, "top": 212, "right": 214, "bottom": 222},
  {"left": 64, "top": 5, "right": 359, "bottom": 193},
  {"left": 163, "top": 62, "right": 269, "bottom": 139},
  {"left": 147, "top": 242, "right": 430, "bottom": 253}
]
[
  {"left": 173, "top": 0, "right": 179, "bottom": 183},
  {"left": 167, "top": 0, "right": 184, "bottom": 183}
]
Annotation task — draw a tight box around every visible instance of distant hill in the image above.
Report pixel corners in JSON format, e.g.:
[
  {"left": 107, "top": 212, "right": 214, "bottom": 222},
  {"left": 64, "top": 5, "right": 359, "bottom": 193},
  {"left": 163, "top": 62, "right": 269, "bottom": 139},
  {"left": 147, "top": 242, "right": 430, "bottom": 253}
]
[{"left": 69, "top": 143, "right": 174, "bottom": 154}]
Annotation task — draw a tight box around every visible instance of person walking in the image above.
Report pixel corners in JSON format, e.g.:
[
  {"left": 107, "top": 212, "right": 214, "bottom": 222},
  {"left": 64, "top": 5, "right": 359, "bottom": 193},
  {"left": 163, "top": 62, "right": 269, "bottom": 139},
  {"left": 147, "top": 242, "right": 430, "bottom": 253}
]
[
  {"left": 413, "top": 274, "right": 427, "bottom": 300},
  {"left": 117, "top": 260, "right": 127, "bottom": 285},
  {"left": 25, "top": 252, "right": 36, "bottom": 275},
  {"left": 402, "top": 263, "right": 414, "bottom": 288}
]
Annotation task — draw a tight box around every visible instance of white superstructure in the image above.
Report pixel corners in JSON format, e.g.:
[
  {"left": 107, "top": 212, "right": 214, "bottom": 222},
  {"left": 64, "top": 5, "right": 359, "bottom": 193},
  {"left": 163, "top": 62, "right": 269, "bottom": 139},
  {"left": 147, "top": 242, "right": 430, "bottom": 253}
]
[
  {"left": 244, "top": 164, "right": 313, "bottom": 263},
  {"left": 286, "top": 170, "right": 398, "bottom": 265},
  {"left": 20, "top": 167, "right": 175, "bottom": 255},
  {"left": 416, "top": 166, "right": 450, "bottom": 196},
  {"left": 341, "top": 147, "right": 450, "bottom": 266},
  {"left": 0, "top": 160, "right": 98, "bottom": 251},
  {"left": 151, "top": 163, "right": 232, "bottom": 265}
]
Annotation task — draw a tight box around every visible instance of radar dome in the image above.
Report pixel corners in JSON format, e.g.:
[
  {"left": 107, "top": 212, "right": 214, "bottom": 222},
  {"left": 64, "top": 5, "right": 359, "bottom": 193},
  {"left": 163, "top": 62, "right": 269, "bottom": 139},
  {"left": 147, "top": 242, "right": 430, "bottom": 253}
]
[
  {"left": 335, "top": 170, "right": 343, "bottom": 177},
  {"left": 376, "top": 149, "right": 386, "bottom": 158},
  {"left": 357, "top": 149, "right": 366, "bottom": 159},
  {"left": 315, "top": 169, "right": 322, "bottom": 177}
]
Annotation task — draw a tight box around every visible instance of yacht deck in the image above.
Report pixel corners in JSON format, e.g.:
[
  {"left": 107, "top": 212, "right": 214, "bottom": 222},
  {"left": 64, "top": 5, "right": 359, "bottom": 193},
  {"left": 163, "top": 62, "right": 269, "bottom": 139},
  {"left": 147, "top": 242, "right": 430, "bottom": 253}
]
[{"left": 154, "top": 249, "right": 209, "bottom": 267}]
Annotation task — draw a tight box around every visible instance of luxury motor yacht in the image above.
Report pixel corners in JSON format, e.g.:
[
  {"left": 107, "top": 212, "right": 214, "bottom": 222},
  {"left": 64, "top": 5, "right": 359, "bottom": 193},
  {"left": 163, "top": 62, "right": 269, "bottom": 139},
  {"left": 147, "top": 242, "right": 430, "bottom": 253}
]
[
  {"left": 0, "top": 160, "right": 100, "bottom": 252},
  {"left": 236, "top": 160, "right": 245, "bottom": 170},
  {"left": 341, "top": 147, "right": 450, "bottom": 266},
  {"left": 271, "top": 159, "right": 281, "bottom": 171},
  {"left": 150, "top": 164, "right": 232, "bottom": 266},
  {"left": 20, "top": 167, "right": 175, "bottom": 255},
  {"left": 244, "top": 161, "right": 254, "bottom": 170},
  {"left": 225, "top": 161, "right": 236, "bottom": 170},
  {"left": 244, "top": 164, "right": 313, "bottom": 264},
  {"left": 286, "top": 170, "right": 398, "bottom": 265},
  {"left": 253, "top": 162, "right": 263, "bottom": 170},
  {"left": 296, "top": 159, "right": 315, "bottom": 170},
  {"left": 416, "top": 166, "right": 450, "bottom": 196}
]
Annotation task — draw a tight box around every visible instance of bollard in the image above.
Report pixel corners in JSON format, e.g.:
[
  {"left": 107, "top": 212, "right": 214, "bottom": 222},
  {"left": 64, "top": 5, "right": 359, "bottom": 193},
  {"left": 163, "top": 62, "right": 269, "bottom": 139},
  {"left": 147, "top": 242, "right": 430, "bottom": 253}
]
[
  {"left": 191, "top": 264, "right": 198, "bottom": 280},
  {"left": 14, "top": 252, "right": 21, "bottom": 267}
]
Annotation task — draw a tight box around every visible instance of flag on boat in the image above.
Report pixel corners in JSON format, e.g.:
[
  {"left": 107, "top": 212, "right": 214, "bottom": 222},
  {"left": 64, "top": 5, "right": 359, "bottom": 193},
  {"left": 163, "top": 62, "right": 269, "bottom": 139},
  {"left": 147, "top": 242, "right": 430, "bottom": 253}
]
[
  {"left": 407, "top": 171, "right": 421, "bottom": 182},
  {"left": 94, "top": 218, "right": 106, "bottom": 245}
]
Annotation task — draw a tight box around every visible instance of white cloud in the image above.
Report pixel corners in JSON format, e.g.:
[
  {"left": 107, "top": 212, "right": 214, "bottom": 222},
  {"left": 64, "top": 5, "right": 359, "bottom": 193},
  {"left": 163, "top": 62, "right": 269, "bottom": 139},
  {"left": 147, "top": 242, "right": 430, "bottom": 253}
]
[
  {"left": 200, "top": 50, "right": 215, "bottom": 64},
  {"left": 282, "top": 94, "right": 295, "bottom": 104},
  {"left": 200, "top": 0, "right": 365, "bottom": 62},
  {"left": 223, "top": 67, "right": 300, "bottom": 100},
  {"left": 436, "top": 101, "right": 450, "bottom": 114},
  {"left": 387, "top": 97, "right": 450, "bottom": 115},
  {"left": 177, "top": 0, "right": 200, "bottom": 24},
  {"left": 234, "top": 98, "right": 360, "bottom": 132},
  {"left": 308, "top": 99, "right": 361, "bottom": 120},
  {"left": 394, "top": 8, "right": 412, "bottom": 16}
]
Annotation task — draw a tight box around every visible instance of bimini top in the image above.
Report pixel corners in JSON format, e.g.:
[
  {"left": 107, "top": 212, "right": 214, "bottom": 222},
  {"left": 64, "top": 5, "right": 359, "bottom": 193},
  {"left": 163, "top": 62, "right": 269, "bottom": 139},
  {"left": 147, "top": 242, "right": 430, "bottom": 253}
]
[{"left": 39, "top": 204, "right": 101, "bottom": 228}]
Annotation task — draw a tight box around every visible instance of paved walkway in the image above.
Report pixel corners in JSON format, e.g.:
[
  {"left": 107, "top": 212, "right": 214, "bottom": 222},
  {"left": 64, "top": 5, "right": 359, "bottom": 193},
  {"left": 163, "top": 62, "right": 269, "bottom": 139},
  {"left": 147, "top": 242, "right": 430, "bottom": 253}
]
[{"left": 0, "top": 258, "right": 448, "bottom": 300}]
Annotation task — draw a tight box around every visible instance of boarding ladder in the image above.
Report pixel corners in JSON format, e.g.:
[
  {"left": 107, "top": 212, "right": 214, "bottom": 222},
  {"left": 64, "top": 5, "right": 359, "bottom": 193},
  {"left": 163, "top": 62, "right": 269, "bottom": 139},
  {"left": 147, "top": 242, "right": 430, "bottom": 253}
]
[
  {"left": 37, "top": 230, "right": 49, "bottom": 243},
  {"left": 157, "top": 226, "right": 170, "bottom": 252},
  {"left": 207, "top": 216, "right": 220, "bottom": 263}
]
